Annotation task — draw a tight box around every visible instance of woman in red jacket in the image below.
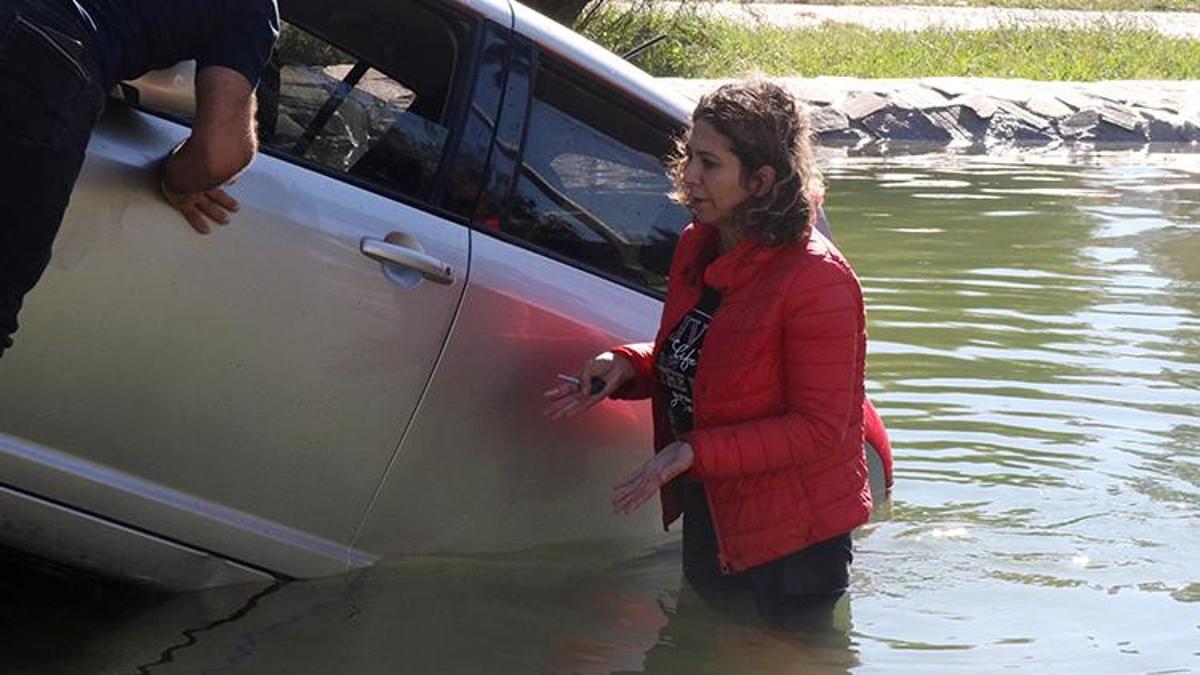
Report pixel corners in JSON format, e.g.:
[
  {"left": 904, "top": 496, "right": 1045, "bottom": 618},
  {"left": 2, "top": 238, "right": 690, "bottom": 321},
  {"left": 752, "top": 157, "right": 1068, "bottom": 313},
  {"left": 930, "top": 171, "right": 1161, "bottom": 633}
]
[{"left": 545, "top": 79, "right": 875, "bottom": 622}]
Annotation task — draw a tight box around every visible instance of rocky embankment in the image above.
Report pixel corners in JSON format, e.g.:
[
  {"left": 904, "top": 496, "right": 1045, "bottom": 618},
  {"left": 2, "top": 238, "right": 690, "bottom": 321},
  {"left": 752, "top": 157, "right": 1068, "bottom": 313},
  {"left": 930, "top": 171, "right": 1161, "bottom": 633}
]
[{"left": 665, "top": 77, "right": 1200, "bottom": 151}]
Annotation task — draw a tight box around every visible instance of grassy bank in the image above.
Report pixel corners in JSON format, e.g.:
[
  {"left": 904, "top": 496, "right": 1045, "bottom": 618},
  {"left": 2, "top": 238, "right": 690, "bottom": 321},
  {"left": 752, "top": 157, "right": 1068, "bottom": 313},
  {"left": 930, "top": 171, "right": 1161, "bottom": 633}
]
[
  {"left": 581, "top": 10, "right": 1200, "bottom": 80},
  {"left": 763, "top": 0, "right": 1200, "bottom": 11}
]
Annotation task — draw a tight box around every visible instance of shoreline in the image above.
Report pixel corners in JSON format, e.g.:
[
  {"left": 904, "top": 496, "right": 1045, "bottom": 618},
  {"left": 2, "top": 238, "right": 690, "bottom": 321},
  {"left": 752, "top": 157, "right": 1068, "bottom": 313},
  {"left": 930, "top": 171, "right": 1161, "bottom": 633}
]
[{"left": 664, "top": 77, "right": 1200, "bottom": 153}]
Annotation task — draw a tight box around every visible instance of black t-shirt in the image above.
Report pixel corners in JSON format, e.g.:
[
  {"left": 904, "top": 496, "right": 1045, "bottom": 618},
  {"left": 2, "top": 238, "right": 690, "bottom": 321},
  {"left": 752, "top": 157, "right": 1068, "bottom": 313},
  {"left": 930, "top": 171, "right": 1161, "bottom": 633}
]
[
  {"left": 656, "top": 285, "right": 722, "bottom": 438},
  {"left": 79, "top": 0, "right": 279, "bottom": 89}
]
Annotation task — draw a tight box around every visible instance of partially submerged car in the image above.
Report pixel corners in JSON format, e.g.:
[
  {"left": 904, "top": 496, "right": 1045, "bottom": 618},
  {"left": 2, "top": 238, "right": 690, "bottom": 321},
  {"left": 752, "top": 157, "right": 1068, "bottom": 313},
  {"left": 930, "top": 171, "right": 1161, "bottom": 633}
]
[{"left": 0, "top": 0, "right": 891, "bottom": 591}]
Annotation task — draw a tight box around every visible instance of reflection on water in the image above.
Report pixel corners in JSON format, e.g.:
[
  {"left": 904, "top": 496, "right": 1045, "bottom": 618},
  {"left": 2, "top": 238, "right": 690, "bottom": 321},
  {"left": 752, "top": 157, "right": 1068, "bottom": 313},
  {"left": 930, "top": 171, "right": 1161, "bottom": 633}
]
[
  {"left": 1, "top": 542, "right": 860, "bottom": 675},
  {"left": 4, "top": 152, "right": 1200, "bottom": 673}
]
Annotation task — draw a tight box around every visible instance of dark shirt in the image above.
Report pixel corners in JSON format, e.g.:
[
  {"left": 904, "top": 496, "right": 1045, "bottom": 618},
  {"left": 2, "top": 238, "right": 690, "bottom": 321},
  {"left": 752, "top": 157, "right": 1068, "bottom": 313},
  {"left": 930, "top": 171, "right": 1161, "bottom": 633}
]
[
  {"left": 656, "top": 285, "right": 852, "bottom": 610},
  {"left": 78, "top": 0, "right": 279, "bottom": 89},
  {"left": 656, "top": 285, "right": 721, "bottom": 438}
]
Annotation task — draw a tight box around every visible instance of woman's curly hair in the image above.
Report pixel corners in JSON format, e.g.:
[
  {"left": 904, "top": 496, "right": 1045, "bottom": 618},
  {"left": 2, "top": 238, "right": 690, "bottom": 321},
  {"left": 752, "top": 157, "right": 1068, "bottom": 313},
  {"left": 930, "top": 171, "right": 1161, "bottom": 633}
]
[{"left": 668, "top": 78, "right": 824, "bottom": 247}]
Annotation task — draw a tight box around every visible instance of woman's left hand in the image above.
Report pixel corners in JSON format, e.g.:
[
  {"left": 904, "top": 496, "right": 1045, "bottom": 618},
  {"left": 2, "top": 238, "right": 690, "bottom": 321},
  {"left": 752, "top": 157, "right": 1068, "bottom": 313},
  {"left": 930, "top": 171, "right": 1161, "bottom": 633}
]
[{"left": 612, "top": 441, "right": 694, "bottom": 515}]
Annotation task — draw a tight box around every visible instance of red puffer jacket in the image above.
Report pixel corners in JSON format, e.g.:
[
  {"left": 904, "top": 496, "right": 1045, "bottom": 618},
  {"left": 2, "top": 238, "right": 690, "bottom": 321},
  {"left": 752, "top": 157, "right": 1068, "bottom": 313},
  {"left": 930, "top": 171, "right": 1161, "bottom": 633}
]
[{"left": 612, "top": 221, "right": 873, "bottom": 573}]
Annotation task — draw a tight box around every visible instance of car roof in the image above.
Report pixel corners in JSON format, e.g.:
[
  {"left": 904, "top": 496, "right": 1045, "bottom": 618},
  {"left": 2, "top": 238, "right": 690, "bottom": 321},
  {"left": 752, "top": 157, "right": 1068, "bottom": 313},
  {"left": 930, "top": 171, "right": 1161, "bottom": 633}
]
[{"left": 441, "top": 0, "right": 693, "bottom": 126}]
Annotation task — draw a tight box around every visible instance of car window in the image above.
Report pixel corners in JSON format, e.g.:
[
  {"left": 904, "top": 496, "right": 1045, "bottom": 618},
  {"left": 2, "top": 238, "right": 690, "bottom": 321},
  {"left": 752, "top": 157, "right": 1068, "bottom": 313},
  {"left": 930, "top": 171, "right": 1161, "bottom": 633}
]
[
  {"left": 256, "top": 6, "right": 466, "bottom": 203},
  {"left": 503, "top": 63, "right": 689, "bottom": 294}
]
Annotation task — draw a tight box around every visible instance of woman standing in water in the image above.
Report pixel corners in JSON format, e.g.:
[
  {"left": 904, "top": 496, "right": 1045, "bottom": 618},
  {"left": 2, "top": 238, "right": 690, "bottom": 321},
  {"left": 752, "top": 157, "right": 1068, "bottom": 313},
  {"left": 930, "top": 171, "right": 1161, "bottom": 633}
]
[{"left": 545, "top": 78, "right": 877, "bottom": 623}]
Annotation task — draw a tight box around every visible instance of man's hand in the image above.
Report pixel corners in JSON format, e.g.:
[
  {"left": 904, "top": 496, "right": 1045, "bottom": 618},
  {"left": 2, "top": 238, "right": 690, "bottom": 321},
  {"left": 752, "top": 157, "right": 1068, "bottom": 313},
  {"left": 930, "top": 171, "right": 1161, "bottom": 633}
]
[
  {"left": 159, "top": 65, "right": 257, "bottom": 234},
  {"left": 163, "top": 67, "right": 257, "bottom": 192},
  {"left": 612, "top": 440, "right": 694, "bottom": 515},
  {"left": 161, "top": 180, "right": 240, "bottom": 234}
]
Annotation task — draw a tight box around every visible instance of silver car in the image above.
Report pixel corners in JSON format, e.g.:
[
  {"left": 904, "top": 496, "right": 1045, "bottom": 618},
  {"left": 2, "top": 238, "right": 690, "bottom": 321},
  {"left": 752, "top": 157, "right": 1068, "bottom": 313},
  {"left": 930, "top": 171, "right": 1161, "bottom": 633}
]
[{"left": 0, "top": 0, "right": 885, "bottom": 591}]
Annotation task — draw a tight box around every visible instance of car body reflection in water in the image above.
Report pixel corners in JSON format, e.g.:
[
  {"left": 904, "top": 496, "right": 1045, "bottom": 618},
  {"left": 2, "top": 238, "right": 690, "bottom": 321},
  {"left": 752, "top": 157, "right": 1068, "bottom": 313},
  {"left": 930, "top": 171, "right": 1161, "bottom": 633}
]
[{"left": 2, "top": 536, "right": 862, "bottom": 675}]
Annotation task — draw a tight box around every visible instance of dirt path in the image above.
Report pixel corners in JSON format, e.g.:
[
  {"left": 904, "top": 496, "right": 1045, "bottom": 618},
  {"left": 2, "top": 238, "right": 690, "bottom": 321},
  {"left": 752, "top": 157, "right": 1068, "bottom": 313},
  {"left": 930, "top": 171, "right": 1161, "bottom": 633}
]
[{"left": 662, "top": 2, "right": 1200, "bottom": 38}]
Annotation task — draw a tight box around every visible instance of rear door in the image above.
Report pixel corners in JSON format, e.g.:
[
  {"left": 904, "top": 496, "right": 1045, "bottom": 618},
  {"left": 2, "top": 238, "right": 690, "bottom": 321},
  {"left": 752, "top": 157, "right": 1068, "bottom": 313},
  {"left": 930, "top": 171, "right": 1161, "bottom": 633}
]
[
  {"left": 354, "top": 39, "right": 694, "bottom": 557},
  {"left": 0, "top": 0, "right": 503, "bottom": 572}
]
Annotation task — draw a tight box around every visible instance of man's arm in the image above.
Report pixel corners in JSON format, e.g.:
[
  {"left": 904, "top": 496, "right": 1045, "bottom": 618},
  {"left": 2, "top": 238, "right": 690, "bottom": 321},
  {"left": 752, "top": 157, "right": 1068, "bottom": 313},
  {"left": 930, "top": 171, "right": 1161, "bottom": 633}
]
[{"left": 161, "top": 66, "right": 258, "bottom": 234}]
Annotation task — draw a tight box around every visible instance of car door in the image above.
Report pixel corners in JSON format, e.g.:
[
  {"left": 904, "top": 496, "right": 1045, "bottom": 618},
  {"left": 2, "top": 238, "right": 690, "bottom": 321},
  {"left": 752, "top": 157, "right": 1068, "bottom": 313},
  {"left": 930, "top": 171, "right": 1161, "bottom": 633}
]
[
  {"left": 0, "top": 0, "right": 503, "bottom": 576},
  {"left": 354, "top": 34, "right": 695, "bottom": 557}
]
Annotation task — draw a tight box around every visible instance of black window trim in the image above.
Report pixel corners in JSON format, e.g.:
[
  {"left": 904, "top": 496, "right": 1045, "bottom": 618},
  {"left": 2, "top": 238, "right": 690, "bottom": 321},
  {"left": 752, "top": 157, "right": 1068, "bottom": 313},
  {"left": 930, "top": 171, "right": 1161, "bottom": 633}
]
[
  {"left": 429, "top": 17, "right": 514, "bottom": 213},
  {"left": 484, "top": 47, "right": 687, "bottom": 301}
]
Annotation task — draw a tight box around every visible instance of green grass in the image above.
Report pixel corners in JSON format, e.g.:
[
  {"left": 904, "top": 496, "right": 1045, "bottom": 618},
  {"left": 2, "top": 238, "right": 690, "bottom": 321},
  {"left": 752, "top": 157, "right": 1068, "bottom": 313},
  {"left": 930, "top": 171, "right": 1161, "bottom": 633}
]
[
  {"left": 581, "top": 9, "right": 1200, "bottom": 79},
  {"left": 763, "top": 0, "right": 1200, "bottom": 12}
]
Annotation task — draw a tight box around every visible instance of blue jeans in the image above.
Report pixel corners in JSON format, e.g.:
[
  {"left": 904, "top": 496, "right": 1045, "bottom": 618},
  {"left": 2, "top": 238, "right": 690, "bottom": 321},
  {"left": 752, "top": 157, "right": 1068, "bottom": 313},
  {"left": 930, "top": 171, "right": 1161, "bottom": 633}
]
[{"left": 0, "top": 0, "right": 105, "bottom": 357}]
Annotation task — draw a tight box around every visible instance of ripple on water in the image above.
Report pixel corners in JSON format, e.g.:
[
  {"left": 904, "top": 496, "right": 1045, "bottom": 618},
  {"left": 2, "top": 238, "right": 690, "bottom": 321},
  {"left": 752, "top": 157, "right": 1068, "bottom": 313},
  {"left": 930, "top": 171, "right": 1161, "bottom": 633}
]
[{"left": 839, "top": 154, "right": 1200, "bottom": 671}]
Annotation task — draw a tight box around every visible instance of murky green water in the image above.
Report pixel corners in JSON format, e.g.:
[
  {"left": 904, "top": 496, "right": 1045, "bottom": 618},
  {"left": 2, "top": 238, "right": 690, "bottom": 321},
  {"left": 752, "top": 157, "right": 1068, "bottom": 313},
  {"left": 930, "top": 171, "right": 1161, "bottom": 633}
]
[{"left": 4, "top": 152, "right": 1199, "bottom": 674}]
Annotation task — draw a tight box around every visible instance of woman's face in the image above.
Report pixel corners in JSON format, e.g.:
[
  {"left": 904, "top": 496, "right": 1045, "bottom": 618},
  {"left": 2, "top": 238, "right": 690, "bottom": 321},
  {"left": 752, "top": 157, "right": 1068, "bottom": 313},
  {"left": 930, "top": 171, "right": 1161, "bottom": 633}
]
[{"left": 681, "top": 120, "right": 757, "bottom": 230}]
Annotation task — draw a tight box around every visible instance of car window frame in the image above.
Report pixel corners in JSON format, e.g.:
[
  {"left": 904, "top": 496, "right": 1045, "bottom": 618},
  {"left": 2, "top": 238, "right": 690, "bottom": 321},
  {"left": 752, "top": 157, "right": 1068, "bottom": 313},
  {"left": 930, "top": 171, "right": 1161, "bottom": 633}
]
[
  {"left": 257, "top": 3, "right": 486, "bottom": 225},
  {"left": 118, "top": 0, "right": 498, "bottom": 229},
  {"left": 481, "top": 47, "right": 688, "bottom": 300}
]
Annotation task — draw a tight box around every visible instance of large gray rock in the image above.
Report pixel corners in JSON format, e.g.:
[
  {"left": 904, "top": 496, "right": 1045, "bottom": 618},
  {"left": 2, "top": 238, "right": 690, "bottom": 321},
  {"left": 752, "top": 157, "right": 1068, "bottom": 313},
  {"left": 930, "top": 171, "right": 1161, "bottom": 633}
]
[
  {"left": 1059, "top": 109, "right": 1147, "bottom": 143},
  {"left": 1141, "top": 109, "right": 1188, "bottom": 143},
  {"left": 1025, "top": 96, "right": 1074, "bottom": 120},
  {"left": 842, "top": 92, "right": 890, "bottom": 121},
  {"left": 808, "top": 105, "right": 850, "bottom": 134},
  {"left": 1059, "top": 109, "right": 1102, "bottom": 140},
  {"left": 816, "top": 126, "right": 871, "bottom": 146},
  {"left": 996, "top": 101, "right": 1053, "bottom": 131},
  {"left": 987, "top": 113, "right": 1057, "bottom": 146},
  {"left": 1095, "top": 101, "right": 1144, "bottom": 132},
  {"left": 892, "top": 85, "right": 952, "bottom": 110},
  {"left": 926, "top": 106, "right": 986, "bottom": 145},
  {"left": 1181, "top": 114, "right": 1200, "bottom": 143},
  {"left": 859, "top": 108, "right": 952, "bottom": 143},
  {"left": 947, "top": 94, "right": 998, "bottom": 120}
]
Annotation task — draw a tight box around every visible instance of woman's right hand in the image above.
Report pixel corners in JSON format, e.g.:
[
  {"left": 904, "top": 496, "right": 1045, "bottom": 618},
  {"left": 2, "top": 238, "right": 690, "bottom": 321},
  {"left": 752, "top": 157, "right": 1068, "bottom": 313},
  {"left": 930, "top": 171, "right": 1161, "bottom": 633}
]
[{"left": 542, "top": 351, "right": 635, "bottom": 421}]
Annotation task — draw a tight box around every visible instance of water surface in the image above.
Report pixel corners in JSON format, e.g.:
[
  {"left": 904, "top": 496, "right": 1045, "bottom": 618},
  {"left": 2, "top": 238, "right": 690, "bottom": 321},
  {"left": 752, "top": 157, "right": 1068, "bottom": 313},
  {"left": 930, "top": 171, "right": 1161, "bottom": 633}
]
[{"left": 4, "top": 151, "right": 1198, "bottom": 674}]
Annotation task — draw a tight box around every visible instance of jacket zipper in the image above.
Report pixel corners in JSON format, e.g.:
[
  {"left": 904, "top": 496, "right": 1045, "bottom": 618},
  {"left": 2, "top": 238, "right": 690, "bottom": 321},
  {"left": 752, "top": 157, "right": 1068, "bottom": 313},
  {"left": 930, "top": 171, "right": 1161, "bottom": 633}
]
[
  {"left": 704, "top": 488, "right": 734, "bottom": 574},
  {"left": 15, "top": 14, "right": 90, "bottom": 84},
  {"left": 692, "top": 405, "right": 732, "bottom": 573},
  {"left": 687, "top": 282, "right": 732, "bottom": 574}
]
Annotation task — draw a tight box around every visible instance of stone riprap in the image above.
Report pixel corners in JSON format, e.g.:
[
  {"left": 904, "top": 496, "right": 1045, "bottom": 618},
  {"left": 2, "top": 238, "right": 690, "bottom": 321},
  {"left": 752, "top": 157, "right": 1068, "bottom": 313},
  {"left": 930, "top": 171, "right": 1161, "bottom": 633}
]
[{"left": 663, "top": 77, "right": 1200, "bottom": 151}]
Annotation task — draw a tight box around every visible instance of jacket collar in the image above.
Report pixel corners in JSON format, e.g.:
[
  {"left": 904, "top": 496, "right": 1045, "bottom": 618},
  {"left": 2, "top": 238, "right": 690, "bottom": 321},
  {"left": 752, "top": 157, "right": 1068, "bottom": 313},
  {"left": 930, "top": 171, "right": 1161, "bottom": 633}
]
[{"left": 692, "top": 222, "right": 787, "bottom": 294}]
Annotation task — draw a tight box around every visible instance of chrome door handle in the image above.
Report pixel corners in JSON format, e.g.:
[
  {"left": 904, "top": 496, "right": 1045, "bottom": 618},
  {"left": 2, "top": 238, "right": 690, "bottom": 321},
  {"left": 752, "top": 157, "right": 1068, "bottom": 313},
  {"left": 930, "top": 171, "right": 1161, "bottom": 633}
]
[{"left": 360, "top": 236, "right": 454, "bottom": 286}]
